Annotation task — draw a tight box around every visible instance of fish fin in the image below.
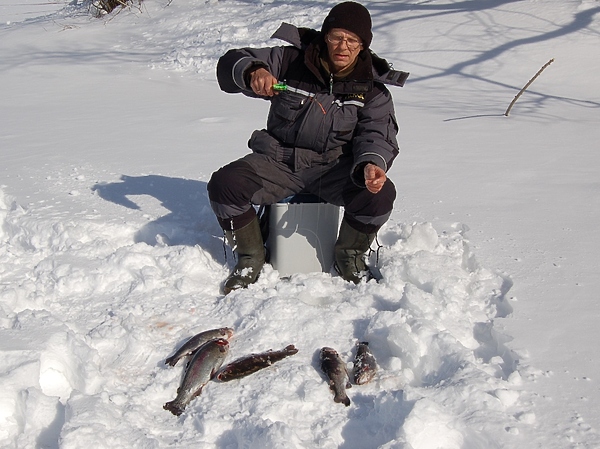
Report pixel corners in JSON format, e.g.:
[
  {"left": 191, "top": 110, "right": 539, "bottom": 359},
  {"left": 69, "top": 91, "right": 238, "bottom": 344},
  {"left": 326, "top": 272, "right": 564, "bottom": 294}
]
[
  {"left": 192, "top": 386, "right": 204, "bottom": 399},
  {"left": 164, "top": 356, "right": 176, "bottom": 367},
  {"left": 346, "top": 382, "right": 352, "bottom": 389}
]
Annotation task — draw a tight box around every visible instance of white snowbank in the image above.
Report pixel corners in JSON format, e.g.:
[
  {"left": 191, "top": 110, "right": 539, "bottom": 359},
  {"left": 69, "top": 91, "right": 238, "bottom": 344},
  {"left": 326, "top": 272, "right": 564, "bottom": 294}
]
[{"left": 1, "top": 180, "right": 521, "bottom": 447}]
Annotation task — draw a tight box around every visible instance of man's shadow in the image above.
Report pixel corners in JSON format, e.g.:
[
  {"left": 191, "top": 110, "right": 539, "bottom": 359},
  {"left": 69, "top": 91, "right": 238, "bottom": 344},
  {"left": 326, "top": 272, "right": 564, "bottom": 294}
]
[{"left": 92, "top": 175, "right": 225, "bottom": 262}]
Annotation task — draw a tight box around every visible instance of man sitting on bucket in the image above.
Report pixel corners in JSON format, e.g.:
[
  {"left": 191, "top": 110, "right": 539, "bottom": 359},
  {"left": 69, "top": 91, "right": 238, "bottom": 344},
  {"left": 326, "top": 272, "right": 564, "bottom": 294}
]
[{"left": 208, "top": 1, "right": 408, "bottom": 294}]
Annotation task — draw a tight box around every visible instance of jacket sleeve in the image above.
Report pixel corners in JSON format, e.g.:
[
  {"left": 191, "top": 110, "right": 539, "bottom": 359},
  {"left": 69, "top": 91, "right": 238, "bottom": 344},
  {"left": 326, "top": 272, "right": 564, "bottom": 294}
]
[
  {"left": 216, "top": 46, "right": 286, "bottom": 97},
  {"left": 350, "top": 86, "right": 400, "bottom": 185}
]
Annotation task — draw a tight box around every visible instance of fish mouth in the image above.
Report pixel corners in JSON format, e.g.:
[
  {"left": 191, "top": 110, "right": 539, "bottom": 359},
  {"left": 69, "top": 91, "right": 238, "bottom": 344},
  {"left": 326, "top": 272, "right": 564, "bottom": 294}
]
[{"left": 215, "top": 338, "right": 229, "bottom": 346}]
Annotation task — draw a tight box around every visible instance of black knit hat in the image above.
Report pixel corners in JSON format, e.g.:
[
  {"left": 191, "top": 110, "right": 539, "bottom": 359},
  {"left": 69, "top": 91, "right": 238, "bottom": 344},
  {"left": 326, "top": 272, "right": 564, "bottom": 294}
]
[{"left": 321, "top": 2, "right": 373, "bottom": 48}]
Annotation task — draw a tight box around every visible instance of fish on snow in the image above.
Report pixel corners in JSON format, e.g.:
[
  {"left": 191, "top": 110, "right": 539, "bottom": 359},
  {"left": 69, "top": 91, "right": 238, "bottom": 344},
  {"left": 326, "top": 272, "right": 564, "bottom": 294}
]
[
  {"left": 164, "top": 327, "right": 234, "bottom": 367},
  {"left": 320, "top": 347, "right": 351, "bottom": 406},
  {"left": 353, "top": 341, "right": 377, "bottom": 385},
  {"left": 216, "top": 344, "right": 298, "bottom": 382},
  {"left": 163, "top": 338, "right": 229, "bottom": 416}
]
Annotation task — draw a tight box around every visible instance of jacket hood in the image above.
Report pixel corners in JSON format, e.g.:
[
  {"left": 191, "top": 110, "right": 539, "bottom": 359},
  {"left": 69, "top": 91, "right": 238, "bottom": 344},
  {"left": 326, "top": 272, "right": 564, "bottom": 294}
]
[{"left": 270, "top": 22, "right": 409, "bottom": 88}]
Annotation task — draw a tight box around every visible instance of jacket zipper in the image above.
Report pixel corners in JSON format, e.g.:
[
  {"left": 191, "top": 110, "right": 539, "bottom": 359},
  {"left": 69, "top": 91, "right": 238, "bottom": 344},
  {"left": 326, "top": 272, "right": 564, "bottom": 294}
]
[{"left": 329, "top": 73, "right": 334, "bottom": 95}]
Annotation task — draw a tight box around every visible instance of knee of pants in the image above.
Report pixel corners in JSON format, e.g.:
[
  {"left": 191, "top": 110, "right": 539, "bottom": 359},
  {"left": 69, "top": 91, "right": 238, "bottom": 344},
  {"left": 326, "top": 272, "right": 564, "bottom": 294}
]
[
  {"left": 372, "top": 179, "right": 396, "bottom": 213},
  {"left": 343, "top": 180, "right": 396, "bottom": 234},
  {"left": 344, "top": 178, "right": 396, "bottom": 217},
  {"left": 207, "top": 160, "right": 262, "bottom": 205}
]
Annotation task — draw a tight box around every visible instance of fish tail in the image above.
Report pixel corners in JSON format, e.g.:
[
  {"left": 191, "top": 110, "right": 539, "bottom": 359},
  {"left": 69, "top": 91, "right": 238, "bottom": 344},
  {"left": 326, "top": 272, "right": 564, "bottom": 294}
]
[
  {"left": 164, "top": 356, "right": 177, "bottom": 367},
  {"left": 330, "top": 382, "right": 351, "bottom": 407},
  {"left": 334, "top": 393, "right": 351, "bottom": 407},
  {"left": 163, "top": 400, "right": 185, "bottom": 416}
]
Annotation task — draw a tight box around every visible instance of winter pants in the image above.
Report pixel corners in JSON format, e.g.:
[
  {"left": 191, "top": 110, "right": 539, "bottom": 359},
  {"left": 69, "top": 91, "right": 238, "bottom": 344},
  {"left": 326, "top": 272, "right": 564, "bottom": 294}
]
[{"left": 207, "top": 152, "right": 396, "bottom": 234}]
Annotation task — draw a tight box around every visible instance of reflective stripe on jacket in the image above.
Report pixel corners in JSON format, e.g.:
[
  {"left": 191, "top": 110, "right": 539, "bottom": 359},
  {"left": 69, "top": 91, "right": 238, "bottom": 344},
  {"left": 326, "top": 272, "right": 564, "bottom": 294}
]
[{"left": 216, "top": 23, "right": 408, "bottom": 178}]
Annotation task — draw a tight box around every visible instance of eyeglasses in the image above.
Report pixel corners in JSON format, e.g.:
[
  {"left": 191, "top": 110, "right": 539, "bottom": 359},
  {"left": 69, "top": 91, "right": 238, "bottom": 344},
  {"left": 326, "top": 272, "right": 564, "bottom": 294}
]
[{"left": 326, "top": 33, "right": 363, "bottom": 50}]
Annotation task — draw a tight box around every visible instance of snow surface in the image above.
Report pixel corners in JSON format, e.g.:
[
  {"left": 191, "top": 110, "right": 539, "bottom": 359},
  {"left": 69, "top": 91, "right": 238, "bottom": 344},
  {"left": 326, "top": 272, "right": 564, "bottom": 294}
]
[{"left": 1, "top": 0, "right": 600, "bottom": 448}]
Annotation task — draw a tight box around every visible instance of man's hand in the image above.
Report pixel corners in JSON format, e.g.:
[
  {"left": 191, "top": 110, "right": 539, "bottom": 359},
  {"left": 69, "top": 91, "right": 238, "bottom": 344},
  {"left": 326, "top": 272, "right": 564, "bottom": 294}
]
[
  {"left": 249, "top": 68, "right": 278, "bottom": 97},
  {"left": 364, "top": 163, "right": 387, "bottom": 194}
]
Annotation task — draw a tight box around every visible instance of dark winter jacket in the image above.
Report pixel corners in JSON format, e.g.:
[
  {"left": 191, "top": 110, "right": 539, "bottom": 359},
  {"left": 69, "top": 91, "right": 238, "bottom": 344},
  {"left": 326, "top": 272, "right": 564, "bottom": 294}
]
[{"left": 216, "top": 23, "right": 408, "bottom": 181}]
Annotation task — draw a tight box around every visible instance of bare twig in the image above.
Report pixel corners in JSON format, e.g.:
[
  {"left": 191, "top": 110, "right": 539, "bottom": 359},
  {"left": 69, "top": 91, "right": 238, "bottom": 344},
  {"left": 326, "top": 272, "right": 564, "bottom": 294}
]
[{"left": 504, "top": 58, "right": 555, "bottom": 116}]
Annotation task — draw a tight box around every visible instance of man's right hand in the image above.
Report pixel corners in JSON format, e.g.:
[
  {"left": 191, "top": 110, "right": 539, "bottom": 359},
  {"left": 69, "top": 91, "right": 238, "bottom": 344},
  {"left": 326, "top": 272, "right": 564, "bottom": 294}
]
[{"left": 249, "top": 68, "right": 279, "bottom": 97}]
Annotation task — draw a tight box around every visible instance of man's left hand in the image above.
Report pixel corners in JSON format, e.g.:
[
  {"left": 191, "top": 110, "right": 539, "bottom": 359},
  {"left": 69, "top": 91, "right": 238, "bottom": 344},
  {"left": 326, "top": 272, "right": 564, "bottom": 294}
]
[{"left": 364, "top": 163, "right": 387, "bottom": 194}]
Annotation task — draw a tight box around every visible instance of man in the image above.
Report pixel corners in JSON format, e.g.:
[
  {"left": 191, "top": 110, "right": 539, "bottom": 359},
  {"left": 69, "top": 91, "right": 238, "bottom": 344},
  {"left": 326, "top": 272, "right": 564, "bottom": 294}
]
[{"left": 208, "top": 1, "right": 408, "bottom": 294}]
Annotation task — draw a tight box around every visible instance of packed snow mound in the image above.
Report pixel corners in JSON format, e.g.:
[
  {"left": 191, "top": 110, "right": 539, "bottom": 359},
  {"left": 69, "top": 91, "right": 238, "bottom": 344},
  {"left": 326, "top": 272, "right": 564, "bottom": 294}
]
[{"left": 1, "top": 182, "right": 526, "bottom": 448}]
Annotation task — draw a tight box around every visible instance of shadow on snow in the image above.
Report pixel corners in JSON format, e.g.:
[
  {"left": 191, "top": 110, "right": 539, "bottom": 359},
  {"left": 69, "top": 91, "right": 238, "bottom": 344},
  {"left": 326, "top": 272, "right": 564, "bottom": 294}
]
[{"left": 92, "top": 174, "right": 224, "bottom": 260}]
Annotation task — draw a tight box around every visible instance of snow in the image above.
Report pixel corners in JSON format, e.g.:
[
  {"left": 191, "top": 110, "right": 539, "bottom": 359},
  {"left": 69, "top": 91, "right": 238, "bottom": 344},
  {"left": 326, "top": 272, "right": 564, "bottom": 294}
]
[{"left": 1, "top": 0, "right": 600, "bottom": 447}]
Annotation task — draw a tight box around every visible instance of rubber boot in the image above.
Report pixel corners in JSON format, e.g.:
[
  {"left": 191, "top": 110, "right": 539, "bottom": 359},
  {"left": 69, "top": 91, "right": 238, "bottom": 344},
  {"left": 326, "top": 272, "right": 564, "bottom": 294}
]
[
  {"left": 334, "top": 219, "right": 376, "bottom": 284},
  {"left": 223, "top": 215, "right": 266, "bottom": 294}
]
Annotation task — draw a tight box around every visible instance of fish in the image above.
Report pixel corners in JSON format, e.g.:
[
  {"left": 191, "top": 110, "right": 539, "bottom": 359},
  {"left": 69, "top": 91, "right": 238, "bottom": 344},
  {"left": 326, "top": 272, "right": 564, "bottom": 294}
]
[
  {"left": 320, "top": 347, "right": 351, "bottom": 406},
  {"left": 216, "top": 344, "right": 298, "bottom": 382},
  {"left": 163, "top": 338, "right": 229, "bottom": 416},
  {"left": 165, "top": 327, "right": 234, "bottom": 367},
  {"left": 352, "top": 341, "right": 377, "bottom": 385}
]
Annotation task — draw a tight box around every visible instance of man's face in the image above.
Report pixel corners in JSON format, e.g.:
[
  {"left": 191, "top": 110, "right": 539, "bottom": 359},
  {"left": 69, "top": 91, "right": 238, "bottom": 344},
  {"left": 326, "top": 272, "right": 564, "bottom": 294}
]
[{"left": 325, "top": 28, "right": 363, "bottom": 73}]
